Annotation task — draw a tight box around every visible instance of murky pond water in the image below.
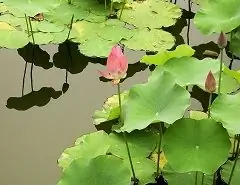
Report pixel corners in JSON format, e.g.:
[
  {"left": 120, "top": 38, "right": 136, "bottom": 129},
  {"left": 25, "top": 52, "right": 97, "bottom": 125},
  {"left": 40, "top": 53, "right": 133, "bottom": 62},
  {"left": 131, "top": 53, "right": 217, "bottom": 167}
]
[{"left": 0, "top": 1, "right": 239, "bottom": 185}]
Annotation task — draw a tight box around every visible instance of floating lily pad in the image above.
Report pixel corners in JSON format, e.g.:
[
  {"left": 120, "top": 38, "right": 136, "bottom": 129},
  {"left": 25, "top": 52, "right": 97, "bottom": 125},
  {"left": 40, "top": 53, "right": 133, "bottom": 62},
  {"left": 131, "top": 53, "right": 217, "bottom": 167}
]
[
  {"left": 163, "top": 118, "right": 231, "bottom": 174},
  {"left": 121, "top": 71, "right": 190, "bottom": 132},
  {"left": 140, "top": 44, "right": 195, "bottom": 65},
  {"left": 121, "top": 28, "right": 175, "bottom": 52},
  {"left": 0, "top": 30, "right": 28, "bottom": 48},
  {"left": 93, "top": 91, "right": 129, "bottom": 125},
  {"left": 32, "top": 32, "right": 54, "bottom": 45},
  {"left": 35, "top": 21, "right": 65, "bottom": 33},
  {"left": 194, "top": 0, "right": 240, "bottom": 34},
  {"left": 190, "top": 111, "right": 208, "bottom": 120},
  {"left": 58, "top": 155, "right": 131, "bottom": 185},
  {"left": 120, "top": 0, "right": 181, "bottom": 29},
  {"left": 222, "top": 160, "right": 240, "bottom": 185},
  {"left": 58, "top": 131, "right": 111, "bottom": 169},
  {"left": 210, "top": 93, "right": 240, "bottom": 134}
]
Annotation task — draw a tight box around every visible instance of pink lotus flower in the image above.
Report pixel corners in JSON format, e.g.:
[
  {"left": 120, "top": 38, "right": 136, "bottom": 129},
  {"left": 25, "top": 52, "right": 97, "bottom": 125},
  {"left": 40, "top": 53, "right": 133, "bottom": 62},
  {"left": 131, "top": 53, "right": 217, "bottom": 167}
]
[{"left": 99, "top": 45, "right": 128, "bottom": 85}]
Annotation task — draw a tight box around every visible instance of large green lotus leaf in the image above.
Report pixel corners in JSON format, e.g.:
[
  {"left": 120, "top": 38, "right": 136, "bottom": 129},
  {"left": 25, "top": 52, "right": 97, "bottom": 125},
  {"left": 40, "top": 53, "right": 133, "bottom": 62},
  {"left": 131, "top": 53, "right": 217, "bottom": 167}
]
[
  {"left": 140, "top": 44, "right": 195, "bottom": 65},
  {"left": 2, "top": 0, "right": 62, "bottom": 17},
  {"left": 58, "top": 131, "right": 111, "bottom": 169},
  {"left": 108, "top": 130, "right": 157, "bottom": 158},
  {"left": 93, "top": 91, "right": 129, "bottom": 125},
  {"left": 58, "top": 155, "right": 131, "bottom": 185},
  {"left": 120, "top": 0, "right": 181, "bottom": 29},
  {"left": 230, "top": 28, "right": 240, "bottom": 58},
  {"left": 194, "top": 0, "right": 240, "bottom": 34},
  {"left": 222, "top": 160, "right": 240, "bottom": 185},
  {"left": 124, "top": 157, "right": 156, "bottom": 185},
  {"left": 224, "top": 67, "right": 240, "bottom": 84},
  {"left": 79, "top": 36, "right": 116, "bottom": 57},
  {"left": 0, "top": 14, "right": 26, "bottom": 28},
  {"left": 151, "top": 57, "right": 219, "bottom": 87},
  {"left": 210, "top": 93, "right": 240, "bottom": 134},
  {"left": 0, "top": 30, "right": 28, "bottom": 48},
  {"left": 35, "top": 21, "right": 65, "bottom": 32},
  {"left": 121, "top": 28, "right": 175, "bottom": 52},
  {"left": 32, "top": 32, "right": 54, "bottom": 45},
  {"left": 121, "top": 71, "right": 190, "bottom": 132},
  {"left": 45, "top": 4, "right": 89, "bottom": 25},
  {"left": 163, "top": 118, "right": 231, "bottom": 174},
  {"left": 164, "top": 170, "right": 213, "bottom": 185}
]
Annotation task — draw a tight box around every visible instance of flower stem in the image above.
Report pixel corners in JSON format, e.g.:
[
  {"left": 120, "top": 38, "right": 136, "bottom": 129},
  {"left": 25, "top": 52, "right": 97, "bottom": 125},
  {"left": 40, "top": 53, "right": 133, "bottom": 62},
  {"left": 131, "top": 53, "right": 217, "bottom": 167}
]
[
  {"left": 213, "top": 172, "right": 216, "bottom": 185},
  {"left": 201, "top": 173, "right": 205, "bottom": 185},
  {"left": 195, "top": 171, "right": 198, "bottom": 185},
  {"left": 117, "top": 83, "right": 137, "bottom": 183},
  {"left": 229, "top": 31, "right": 234, "bottom": 69},
  {"left": 119, "top": 0, "right": 126, "bottom": 19},
  {"left": 156, "top": 122, "right": 163, "bottom": 178},
  {"left": 228, "top": 135, "right": 239, "bottom": 185},
  {"left": 218, "top": 49, "right": 224, "bottom": 94},
  {"left": 110, "top": 0, "right": 113, "bottom": 14},
  {"left": 208, "top": 93, "right": 212, "bottom": 118}
]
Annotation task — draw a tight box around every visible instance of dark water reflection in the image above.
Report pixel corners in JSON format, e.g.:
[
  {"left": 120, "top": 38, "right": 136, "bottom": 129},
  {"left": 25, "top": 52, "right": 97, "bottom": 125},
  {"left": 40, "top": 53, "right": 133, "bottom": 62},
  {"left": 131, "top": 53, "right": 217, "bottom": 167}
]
[{"left": 0, "top": 1, "right": 239, "bottom": 185}]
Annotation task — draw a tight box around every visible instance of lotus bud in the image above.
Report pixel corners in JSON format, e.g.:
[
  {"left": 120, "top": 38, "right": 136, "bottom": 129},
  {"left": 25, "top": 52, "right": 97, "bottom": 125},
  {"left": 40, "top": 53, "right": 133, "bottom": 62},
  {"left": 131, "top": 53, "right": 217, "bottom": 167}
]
[
  {"left": 205, "top": 71, "right": 216, "bottom": 93},
  {"left": 217, "top": 31, "right": 227, "bottom": 49}
]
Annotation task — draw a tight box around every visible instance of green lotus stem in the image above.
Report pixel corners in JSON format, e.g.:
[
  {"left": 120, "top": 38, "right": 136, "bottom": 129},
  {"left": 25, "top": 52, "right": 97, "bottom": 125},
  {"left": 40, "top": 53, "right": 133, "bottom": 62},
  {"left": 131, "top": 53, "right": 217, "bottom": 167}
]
[
  {"left": 208, "top": 93, "right": 212, "bottom": 118},
  {"left": 105, "top": 0, "right": 107, "bottom": 10},
  {"left": 195, "top": 171, "right": 198, "bottom": 185},
  {"left": 213, "top": 172, "right": 216, "bottom": 185},
  {"left": 232, "top": 135, "right": 237, "bottom": 158},
  {"left": 156, "top": 122, "right": 163, "bottom": 178},
  {"left": 24, "top": 14, "right": 30, "bottom": 36},
  {"left": 229, "top": 31, "right": 234, "bottom": 69},
  {"left": 218, "top": 49, "right": 223, "bottom": 94},
  {"left": 67, "top": 14, "right": 74, "bottom": 40},
  {"left": 119, "top": 0, "right": 126, "bottom": 20},
  {"left": 28, "top": 16, "right": 35, "bottom": 92},
  {"left": 117, "top": 83, "right": 137, "bottom": 183},
  {"left": 201, "top": 173, "right": 205, "bottom": 185},
  {"left": 110, "top": 0, "right": 113, "bottom": 14},
  {"left": 228, "top": 135, "right": 240, "bottom": 185}
]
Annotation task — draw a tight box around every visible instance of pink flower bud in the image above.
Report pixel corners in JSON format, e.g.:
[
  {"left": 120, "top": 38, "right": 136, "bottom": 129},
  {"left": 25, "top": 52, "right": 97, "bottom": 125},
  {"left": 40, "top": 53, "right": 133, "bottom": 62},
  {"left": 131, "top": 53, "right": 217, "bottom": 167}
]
[
  {"left": 217, "top": 31, "right": 227, "bottom": 49},
  {"left": 205, "top": 71, "right": 216, "bottom": 93},
  {"left": 99, "top": 45, "right": 128, "bottom": 85}
]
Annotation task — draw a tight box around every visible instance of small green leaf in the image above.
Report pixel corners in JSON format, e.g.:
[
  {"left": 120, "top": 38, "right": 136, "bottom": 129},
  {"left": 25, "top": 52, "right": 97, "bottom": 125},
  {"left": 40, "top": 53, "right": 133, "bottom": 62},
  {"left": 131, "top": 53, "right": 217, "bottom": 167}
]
[
  {"left": 58, "top": 155, "right": 131, "bottom": 185},
  {"left": 163, "top": 118, "right": 231, "bottom": 174},
  {"left": 194, "top": 0, "right": 240, "bottom": 34},
  {"left": 121, "top": 71, "right": 190, "bottom": 132},
  {"left": 210, "top": 93, "right": 240, "bottom": 134},
  {"left": 140, "top": 44, "right": 195, "bottom": 65},
  {"left": 190, "top": 111, "right": 208, "bottom": 120}
]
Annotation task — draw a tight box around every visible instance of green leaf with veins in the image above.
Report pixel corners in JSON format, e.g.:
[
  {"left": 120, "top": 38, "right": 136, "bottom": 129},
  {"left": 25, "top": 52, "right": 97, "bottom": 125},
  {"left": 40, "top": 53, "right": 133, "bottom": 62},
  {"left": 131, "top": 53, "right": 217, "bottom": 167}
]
[
  {"left": 210, "top": 93, "right": 240, "bottom": 134},
  {"left": 194, "top": 0, "right": 240, "bottom": 34},
  {"left": 163, "top": 118, "right": 231, "bottom": 174},
  {"left": 120, "top": 0, "right": 181, "bottom": 29},
  {"left": 121, "top": 71, "right": 190, "bottom": 132}
]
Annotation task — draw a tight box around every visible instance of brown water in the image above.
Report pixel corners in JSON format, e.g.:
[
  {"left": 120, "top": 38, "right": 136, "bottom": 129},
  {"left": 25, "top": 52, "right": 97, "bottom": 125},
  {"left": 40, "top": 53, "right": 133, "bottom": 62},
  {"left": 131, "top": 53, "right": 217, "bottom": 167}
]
[{"left": 0, "top": 1, "right": 239, "bottom": 185}]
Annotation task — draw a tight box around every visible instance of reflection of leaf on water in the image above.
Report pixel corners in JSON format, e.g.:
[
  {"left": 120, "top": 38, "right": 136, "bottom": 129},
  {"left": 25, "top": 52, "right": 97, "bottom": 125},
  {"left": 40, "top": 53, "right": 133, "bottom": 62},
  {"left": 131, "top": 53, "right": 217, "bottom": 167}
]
[
  {"left": 6, "top": 87, "right": 62, "bottom": 111},
  {"left": 53, "top": 41, "right": 105, "bottom": 74},
  {"left": 17, "top": 43, "right": 53, "bottom": 70},
  {"left": 192, "top": 42, "right": 220, "bottom": 60},
  {"left": 99, "top": 61, "right": 148, "bottom": 83}
]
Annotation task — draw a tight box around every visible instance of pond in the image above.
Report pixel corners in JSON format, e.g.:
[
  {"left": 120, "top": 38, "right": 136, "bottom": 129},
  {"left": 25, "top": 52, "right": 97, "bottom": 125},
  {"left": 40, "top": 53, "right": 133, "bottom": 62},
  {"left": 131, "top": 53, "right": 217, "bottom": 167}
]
[{"left": 0, "top": 0, "right": 239, "bottom": 185}]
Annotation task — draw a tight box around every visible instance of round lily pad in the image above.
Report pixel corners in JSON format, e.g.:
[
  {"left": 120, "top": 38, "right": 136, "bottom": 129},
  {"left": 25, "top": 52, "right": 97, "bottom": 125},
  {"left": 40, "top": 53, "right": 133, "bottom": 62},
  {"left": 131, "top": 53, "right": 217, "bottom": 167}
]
[
  {"left": 120, "top": 0, "right": 181, "bottom": 29},
  {"left": 58, "top": 155, "right": 131, "bottom": 185},
  {"left": 163, "top": 118, "right": 231, "bottom": 174},
  {"left": 210, "top": 93, "right": 240, "bottom": 134},
  {"left": 121, "top": 28, "right": 175, "bottom": 52},
  {"left": 121, "top": 71, "right": 190, "bottom": 132},
  {"left": 194, "top": 0, "right": 240, "bottom": 34},
  {"left": 0, "top": 30, "right": 28, "bottom": 48}
]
